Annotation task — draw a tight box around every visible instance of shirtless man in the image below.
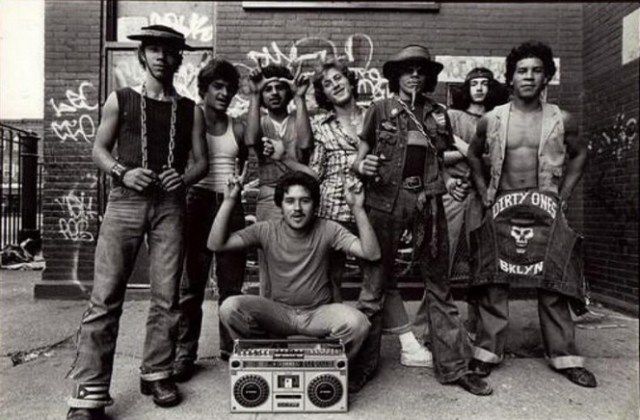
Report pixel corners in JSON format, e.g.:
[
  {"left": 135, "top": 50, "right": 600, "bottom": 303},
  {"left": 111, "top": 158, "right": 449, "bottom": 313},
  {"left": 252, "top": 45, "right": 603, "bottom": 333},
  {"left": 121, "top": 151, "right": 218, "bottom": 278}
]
[{"left": 466, "top": 41, "right": 596, "bottom": 388}]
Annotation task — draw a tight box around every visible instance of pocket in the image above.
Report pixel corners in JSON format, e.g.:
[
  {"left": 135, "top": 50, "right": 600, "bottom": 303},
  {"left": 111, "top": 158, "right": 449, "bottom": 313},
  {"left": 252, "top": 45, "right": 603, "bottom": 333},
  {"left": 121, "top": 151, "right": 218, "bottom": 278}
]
[
  {"left": 108, "top": 186, "right": 134, "bottom": 201},
  {"left": 378, "top": 129, "right": 398, "bottom": 145}
]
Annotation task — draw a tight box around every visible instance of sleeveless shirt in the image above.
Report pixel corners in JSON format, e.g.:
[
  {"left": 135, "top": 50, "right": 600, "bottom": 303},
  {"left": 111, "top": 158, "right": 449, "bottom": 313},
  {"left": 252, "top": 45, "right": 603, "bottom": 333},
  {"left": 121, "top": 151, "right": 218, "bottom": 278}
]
[{"left": 115, "top": 87, "right": 194, "bottom": 174}]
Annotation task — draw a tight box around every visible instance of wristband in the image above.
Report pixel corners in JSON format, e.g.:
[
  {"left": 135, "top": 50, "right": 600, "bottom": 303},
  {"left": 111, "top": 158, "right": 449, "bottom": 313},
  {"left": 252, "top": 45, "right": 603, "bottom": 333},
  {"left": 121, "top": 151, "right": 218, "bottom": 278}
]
[
  {"left": 357, "top": 160, "right": 366, "bottom": 175},
  {"left": 110, "top": 162, "right": 130, "bottom": 182}
]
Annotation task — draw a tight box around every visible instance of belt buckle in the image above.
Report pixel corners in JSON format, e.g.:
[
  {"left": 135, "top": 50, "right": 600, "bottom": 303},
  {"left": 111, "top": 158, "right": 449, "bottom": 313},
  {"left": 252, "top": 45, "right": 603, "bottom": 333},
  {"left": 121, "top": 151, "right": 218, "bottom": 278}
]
[{"left": 403, "top": 176, "right": 422, "bottom": 191}]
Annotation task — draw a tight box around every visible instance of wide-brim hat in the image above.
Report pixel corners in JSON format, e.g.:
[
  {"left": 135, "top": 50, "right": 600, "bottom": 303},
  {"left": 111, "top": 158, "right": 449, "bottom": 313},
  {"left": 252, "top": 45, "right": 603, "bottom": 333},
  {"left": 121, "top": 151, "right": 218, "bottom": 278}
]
[
  {"left": 127, "top": 25, "right": 194, "bottom": 50},
  {"left": 382, "top": 45, "right": 444, "bottom": 80}
]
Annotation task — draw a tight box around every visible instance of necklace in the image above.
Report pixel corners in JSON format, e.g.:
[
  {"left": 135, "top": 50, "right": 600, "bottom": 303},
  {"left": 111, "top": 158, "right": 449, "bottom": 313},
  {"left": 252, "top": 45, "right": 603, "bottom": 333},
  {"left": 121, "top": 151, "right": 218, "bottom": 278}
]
[
  {"left": 140, "top": 83, "right": 177, "bottom": 169},
  {"left": 268, "top": 115, "right": 289, "bottom": 138}
]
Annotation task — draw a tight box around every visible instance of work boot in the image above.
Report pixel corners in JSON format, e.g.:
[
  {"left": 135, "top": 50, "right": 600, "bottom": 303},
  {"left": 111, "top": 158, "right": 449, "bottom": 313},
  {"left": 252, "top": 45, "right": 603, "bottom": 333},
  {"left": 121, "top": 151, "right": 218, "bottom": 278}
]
[
  {"left": 453, "top": 373, "right": 493, "bottom": 396},
  {"left": 140, "top": 378, "right": 181, "bottom": 407},
  {"left": 469, "top": 359, "right": 494, "bottom": 377},
  {"left": 66, "top": 407, "right": 105, "bottom": 420},
  {"left": 557, "top": 367, "right": 597, "bottom": 388}
]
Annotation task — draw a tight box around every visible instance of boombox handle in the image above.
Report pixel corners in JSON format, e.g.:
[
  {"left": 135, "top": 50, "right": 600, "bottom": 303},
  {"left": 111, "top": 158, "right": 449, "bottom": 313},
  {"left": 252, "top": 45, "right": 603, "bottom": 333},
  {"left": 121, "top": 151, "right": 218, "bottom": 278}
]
[{"left": 232, "top": 338, "right": 344, "bottom": 352}]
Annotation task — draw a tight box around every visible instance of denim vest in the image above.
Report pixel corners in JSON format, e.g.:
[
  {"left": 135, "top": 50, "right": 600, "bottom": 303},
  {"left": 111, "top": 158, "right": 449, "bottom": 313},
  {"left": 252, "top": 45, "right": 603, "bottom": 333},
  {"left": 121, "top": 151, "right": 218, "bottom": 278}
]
[
  {"left": 470, "top": 189, "right": 587, "bottom": 315},
  {"left": 364, "top": 98, "right": 449, "bottom": 213},
  {"left": 485, "top": 103, "right": 566, "bottom": 203}
]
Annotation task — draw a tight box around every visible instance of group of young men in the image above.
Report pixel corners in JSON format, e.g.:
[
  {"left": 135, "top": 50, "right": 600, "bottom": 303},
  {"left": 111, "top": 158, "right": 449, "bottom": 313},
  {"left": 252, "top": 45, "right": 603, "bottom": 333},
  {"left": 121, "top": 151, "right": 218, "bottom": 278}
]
[{"left": 66, "top": 24, "right": 597, "bottom": 420}]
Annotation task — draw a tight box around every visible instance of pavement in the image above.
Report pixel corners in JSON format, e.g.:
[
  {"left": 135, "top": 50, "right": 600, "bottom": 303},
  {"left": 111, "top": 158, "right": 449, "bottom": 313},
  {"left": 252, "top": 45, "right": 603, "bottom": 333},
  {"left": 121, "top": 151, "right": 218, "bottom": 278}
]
[{"left": 0, "top": 269, "right": 638, "bottom": 420}]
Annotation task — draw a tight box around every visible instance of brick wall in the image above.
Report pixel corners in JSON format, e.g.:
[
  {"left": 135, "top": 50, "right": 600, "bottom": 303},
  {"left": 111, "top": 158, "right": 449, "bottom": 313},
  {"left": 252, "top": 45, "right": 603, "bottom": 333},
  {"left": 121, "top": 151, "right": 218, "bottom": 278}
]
[
  {"left": 215, "top": 2, "right": 585, "bottom": 222},
  {"left": 35, "top": 1, "right": 102, "bottom": 298},
  {"left": 582, "top": 4, "right": 639, "bottom": 314}
]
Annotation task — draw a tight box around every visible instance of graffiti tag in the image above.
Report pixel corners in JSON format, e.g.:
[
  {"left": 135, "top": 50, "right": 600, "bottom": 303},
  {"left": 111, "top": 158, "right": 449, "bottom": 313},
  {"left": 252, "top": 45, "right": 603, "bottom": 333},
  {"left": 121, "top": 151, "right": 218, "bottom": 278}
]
[{"left": 49, "top": 82, "right": 98, "bottom": 143}]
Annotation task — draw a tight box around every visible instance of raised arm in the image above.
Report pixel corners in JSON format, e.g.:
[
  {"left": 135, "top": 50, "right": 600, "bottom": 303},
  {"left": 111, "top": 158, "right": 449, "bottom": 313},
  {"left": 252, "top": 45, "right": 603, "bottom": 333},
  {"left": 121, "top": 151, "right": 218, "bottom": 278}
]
[
  {"left": 467, "top": 115, "right": 491, "bottom": 207},
  {"left": 559, "top": 111, "right": 586, "bottom": 203},
  {"left": 244, "top": 66, "right": 265, "bottom": 150},
  {"left": 343, "top": 176, "right": 380, "bottom": 261},
  {"left": 207, "top": 164, "right": 250, "bottom": 252},
  {"left": 291, "top": 67, "right": 313, "bottom": 158}
]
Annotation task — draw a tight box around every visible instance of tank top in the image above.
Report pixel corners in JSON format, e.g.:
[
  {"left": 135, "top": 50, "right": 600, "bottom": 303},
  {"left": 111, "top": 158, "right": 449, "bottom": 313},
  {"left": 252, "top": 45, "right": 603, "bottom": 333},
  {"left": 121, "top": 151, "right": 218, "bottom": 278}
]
[
  {"left": 195, "top": 115, "right": 240, "bottom": 192},
  {"left": 115, "top": 87, "right": 194, "bottom": 174}
]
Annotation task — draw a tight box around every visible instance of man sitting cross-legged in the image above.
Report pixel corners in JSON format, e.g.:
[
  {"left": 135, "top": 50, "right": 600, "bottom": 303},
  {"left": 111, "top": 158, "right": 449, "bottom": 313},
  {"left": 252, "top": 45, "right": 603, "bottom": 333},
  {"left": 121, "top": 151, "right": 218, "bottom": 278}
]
[{"left": 208, "top": 170, "right": 378, "bottom": 379}]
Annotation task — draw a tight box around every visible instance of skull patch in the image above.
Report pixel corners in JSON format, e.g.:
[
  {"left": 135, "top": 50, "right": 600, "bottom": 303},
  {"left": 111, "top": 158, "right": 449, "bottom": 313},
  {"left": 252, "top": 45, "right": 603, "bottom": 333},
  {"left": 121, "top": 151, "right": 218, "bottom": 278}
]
[{"left": 510, "top": 226, "right": 534, "bottom": 254}]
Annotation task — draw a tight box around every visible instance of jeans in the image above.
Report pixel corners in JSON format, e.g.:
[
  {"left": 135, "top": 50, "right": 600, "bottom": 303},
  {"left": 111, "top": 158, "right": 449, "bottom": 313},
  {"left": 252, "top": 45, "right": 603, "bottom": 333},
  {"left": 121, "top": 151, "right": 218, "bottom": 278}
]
[
  {"left": 357, "top": 188, "right": 472, "bottom": 383},
  {"left": 219, "top": 295, "right": 370, "bottom": 360},
  {"left": 67, "top": 186, "right": 185, "bottom": 409},
  {"left": 473, "top": 284, "right": 584, "bottom": 369},
  {"left": 176, "top": 187, "right": 246, "bottom": 363}
]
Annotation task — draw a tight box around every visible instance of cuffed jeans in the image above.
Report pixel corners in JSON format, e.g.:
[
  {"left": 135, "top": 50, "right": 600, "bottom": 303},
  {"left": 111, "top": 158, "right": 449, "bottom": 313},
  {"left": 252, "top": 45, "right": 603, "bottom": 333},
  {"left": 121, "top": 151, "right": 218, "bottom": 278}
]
[
  {"left": 176, "top": 187, "right": 246, "bottom": 363},
  {"left": 357, "top": 189, "right": 472, "bottom": 383},
  {"left": 67, "top": 186, "right": 185, "bottom": 409},
  {"left": 473, "top": 284, "right": 584, "bottom": 369},
  {"left": 219, "top": 295, "right": 370, "bottom": 360}
]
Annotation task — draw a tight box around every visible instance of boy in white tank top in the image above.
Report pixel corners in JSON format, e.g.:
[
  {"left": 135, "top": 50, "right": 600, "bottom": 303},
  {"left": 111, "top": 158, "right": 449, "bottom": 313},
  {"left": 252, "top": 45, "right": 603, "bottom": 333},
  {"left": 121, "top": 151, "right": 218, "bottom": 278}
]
[{"left": 174, "top": 58, "right": 249, "bottom": 382}]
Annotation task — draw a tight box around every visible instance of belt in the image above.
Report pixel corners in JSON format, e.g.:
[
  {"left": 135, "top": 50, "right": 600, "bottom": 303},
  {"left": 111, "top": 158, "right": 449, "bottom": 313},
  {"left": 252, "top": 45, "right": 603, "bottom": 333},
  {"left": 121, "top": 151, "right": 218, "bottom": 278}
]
[{"left": 402, "top": 176, "right": 423, "bottom": 191}]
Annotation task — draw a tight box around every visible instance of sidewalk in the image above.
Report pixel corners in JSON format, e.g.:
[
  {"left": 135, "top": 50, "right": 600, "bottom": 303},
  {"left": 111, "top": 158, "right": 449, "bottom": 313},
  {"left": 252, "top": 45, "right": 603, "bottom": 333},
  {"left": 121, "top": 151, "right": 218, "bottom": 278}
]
[{"left": 1, "top": 269, "right": 638, "bottom": 419}]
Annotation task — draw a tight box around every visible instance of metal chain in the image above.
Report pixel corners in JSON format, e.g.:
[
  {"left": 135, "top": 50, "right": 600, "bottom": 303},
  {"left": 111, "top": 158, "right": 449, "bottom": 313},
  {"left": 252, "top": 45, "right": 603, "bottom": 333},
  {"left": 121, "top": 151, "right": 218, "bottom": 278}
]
[
  {"left": 395, "top": 96, "right": 436, "bottom": 151},
  {"left": 140, "top": 83, "right": 177, "bottom": 170}
]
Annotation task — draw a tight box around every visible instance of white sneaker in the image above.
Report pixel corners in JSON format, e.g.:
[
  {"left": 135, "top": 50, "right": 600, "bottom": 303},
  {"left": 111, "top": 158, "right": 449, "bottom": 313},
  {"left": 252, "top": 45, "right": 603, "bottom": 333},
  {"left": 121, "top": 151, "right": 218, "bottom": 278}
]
[{"left": 400, "top": 346, "right": 433, "bottom": 367}]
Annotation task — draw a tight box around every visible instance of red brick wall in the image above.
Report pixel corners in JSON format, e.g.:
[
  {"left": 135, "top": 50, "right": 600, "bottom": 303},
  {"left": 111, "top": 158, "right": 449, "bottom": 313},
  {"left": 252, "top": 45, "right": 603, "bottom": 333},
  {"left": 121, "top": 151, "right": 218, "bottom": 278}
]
[
  {"left": 582, "top": 4, "right": 639, "bottom": 314},
  {"left": 36, "top": 1, "right": 102, "bottom": 297}
]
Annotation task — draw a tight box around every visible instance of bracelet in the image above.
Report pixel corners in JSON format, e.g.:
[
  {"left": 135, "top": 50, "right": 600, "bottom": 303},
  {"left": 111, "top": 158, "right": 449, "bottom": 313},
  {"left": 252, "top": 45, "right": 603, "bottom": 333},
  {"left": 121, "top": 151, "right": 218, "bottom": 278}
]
[
  {"left": 110, "top": 162, "right": 130, "bottom": 182},
  {"left": 357, "top": 160, "right": 366, "bottom": 175}
]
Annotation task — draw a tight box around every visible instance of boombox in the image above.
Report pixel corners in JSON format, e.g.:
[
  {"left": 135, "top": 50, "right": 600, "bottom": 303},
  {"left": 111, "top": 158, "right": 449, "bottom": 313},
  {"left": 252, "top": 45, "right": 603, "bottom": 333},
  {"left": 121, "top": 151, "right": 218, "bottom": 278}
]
[{"left": 229, "top": 338, "right": 348, "bottom": 413}]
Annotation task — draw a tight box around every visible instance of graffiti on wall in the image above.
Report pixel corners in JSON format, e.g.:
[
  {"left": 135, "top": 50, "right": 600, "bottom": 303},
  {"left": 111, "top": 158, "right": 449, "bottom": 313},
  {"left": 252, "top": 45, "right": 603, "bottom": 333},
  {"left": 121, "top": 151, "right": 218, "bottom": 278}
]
[
  {"left": 110, "top": 50, "right": 212, "bottom": 101},
  {"left": 55, "top": 188, "right": 97, "bottom": 242},
  {"left": 49, "top": 82, "right": 98, "bottom": 143},
  {"left": 117, "top": 11, "right": 213, "bottom": 43},
  {"left": 436, "top": 56, "right": 561, "bottom": 85},
  {"left": 586, "top": 113, "right": 639, "bottom": 243},
  {"left": 587, "top": 113, "right": 638, "bottom": 161},
  {"left": 227, "top": 33, "right": 389, "bottom": 117}
]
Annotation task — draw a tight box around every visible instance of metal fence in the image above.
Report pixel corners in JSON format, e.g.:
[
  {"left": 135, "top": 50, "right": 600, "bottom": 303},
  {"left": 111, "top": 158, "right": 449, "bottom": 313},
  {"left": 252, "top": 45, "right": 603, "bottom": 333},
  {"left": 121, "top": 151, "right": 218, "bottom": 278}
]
[{"left": 1, "top": 123, "right": 43, "bottom": 248}]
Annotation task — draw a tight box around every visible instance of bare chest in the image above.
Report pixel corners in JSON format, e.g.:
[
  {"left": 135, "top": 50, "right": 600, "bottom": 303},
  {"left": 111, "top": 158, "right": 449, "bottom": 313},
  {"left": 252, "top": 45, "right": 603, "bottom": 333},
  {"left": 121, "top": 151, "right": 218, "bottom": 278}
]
[{"left": 506, "top": 112, "right": 543, "bottom": 151}]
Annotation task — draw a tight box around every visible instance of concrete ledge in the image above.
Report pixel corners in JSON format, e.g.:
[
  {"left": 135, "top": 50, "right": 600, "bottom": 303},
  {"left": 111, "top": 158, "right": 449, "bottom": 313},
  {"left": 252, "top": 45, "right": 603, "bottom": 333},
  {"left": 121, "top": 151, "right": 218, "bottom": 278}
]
[{"left": 590, "top": 292, "right": 639, "bottom": 316}]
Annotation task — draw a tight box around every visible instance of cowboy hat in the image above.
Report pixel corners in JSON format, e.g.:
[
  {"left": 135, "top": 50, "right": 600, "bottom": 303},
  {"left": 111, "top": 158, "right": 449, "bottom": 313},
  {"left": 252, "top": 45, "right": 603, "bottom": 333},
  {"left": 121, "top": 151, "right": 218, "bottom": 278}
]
[
  {"left": 127, "top": 25, "right": 194, "bottom": 50},
  {"left": 382, "top": 45, "right": 444, "bottom": 80}
]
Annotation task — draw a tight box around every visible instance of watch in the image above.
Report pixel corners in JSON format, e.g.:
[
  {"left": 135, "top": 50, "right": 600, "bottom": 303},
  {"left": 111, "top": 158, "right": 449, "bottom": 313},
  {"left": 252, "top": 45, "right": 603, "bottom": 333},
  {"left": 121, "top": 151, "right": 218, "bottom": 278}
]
[{"left": 110, "top": 162, "right": 130, "bottom": 182}]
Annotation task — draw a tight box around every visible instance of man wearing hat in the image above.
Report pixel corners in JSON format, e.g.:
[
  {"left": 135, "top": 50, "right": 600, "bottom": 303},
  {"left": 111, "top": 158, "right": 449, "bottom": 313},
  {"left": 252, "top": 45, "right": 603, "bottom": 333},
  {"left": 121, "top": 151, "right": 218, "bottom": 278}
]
[
  {"left": 351, "top": 45, "right": 492, "bottom": 396},
  {"left": 66, "top": 25, "right": 207, "bottom": 419},
  {"left": 244, "top": 61, "right": 315, "bottom": 296},
  {"left": 414, "top": 67, "right": 509, "bottom": 337}
]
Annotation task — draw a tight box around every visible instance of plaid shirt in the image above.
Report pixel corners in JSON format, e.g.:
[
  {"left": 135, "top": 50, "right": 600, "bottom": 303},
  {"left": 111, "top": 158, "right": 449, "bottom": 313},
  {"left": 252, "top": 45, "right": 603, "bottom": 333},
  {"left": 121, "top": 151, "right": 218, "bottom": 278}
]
[{"left": 309, "top": 107, "right": 366, "bottom": 223}]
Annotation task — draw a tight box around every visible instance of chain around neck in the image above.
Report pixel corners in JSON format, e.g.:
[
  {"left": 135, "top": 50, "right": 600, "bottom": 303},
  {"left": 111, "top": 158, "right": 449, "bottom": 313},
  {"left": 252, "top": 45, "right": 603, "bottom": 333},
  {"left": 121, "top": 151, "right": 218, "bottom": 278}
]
[{"left": 140, "top": 83, "right": 177, "bottom": 169}]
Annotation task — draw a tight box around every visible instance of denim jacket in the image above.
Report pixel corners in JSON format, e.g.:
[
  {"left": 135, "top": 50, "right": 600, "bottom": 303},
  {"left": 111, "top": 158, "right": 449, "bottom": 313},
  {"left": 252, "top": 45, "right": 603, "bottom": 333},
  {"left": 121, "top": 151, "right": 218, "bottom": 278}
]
[
  {"left": 470, "top": 189, "right": 587, "bottom": 315},
  {"left": 485, "top": 103, "right": 566, "bottom": 203},
  {"left": 360, "top": 96, "right": 451, "bottom": 213}
]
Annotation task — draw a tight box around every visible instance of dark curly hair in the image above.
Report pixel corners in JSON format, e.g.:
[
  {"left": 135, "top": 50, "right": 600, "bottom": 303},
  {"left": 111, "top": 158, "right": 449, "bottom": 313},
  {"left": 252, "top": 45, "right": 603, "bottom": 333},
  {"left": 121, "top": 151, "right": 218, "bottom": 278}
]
[
  {"left": 449, "top": 72, "right": 510, "bottom": 111},
  {"left": 274, "top": 171, "right": 320, "bottom": 210},
  {"left": 505, "top": 41, "right": 557, "bottom": 87},
  {"left": 386, "top": 59, "right": 439, "bottom": 94},
  {"left": 312, "top": 57, "right": 359, "bottom": 111},
  {"left": 259, "top": 64, "right": 294, "bottom": 108},
  {"left": 197, "top": 58, "right": 240, "bottom": 99}
]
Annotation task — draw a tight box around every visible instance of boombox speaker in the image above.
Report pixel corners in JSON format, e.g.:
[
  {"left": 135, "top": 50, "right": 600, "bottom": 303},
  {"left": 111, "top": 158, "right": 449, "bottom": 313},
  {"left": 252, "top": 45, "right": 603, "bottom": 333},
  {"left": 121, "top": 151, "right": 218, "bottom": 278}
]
[{"left": 229, "top": 338, "right": 348, "bottom": 413}]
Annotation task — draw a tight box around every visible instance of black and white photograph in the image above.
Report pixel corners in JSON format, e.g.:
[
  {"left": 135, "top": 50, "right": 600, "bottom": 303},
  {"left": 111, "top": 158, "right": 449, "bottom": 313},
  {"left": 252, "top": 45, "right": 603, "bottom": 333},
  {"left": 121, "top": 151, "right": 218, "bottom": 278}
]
[{"left": 0, "top": 1, "right": 638, "bottom": 419}]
